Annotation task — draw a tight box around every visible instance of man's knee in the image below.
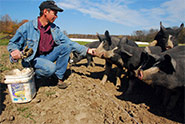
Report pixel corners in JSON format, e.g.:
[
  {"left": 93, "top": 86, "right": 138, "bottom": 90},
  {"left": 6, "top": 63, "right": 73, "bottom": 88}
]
[
  {"left": 35, "top": 62, "right": 56, "bottom": 77},
  {"left": 46, "top": 63, "right": 56, "bottom": 75}
]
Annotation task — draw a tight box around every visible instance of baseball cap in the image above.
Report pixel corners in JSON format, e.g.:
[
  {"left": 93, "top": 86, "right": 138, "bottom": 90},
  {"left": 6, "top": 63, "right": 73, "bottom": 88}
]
[{"left": 39, "top": 0, "right": 63, "bottom": 12}]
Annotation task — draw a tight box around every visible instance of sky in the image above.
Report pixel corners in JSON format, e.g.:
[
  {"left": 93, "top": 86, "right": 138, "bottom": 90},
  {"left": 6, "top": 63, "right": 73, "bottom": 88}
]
[{"left": 0, "top": 0, "right": 184, "bottom": 35}]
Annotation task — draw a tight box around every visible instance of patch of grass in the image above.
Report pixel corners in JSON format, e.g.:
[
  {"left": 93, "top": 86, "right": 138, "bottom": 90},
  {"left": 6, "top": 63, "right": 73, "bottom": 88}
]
[
  {"left": 0, "top": 66, "right": 9, "bottom": 72},
  {"left": 0, "top": 53, "right": 11, "bottom": 72},
  {"left": 17, "top": 106, "right": 36, "bottom": 123},
  {"left": 0, "top": 33, "right": 10, "bottom": 45},
  {"left": 74, "top": 41, "right": 89, "bottom": 45},
  {"left": 1, "top": 53, "right": 9, "bottom": 61},
  {"left": 45, "top": 91, "right": 56, "bottom": 97},
  {"left": 138, "top": 44, "right": 148, "bottom": 47},
  {"left": 17, "top": 107, "right": 29, "bottom": 112},
  {"left": 22, "top": 112, "right": 36, "bottom": 123},
  {"left": 0, "top": 39, "right": 9, "bottom": 45},
  {"left": 0, "top": 33, "right": 8, "bottom": 39},
  {"left": 179, "top": 44, "right": 185, "bottom": 46}
]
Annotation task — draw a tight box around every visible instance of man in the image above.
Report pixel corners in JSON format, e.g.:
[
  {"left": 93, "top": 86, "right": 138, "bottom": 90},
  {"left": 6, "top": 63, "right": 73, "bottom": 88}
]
[{"left": 7, "top": 0, "right": 96, "bottom": 89}]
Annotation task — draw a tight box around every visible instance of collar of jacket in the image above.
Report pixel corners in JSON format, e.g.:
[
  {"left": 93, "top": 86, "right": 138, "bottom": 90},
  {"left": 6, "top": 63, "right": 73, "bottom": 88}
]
[{"left": 32, "top": 18, "right": 57, "bottom": 32}]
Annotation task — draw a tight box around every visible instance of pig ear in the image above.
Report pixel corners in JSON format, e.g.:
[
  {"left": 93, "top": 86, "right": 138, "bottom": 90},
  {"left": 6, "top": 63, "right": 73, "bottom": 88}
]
[
  {"left": 121, "top": 49, "right": 133, "bottom": 57},
  {"left": 144, "top": 46, "right": 161, "bottom": 59},
  {"left": 148, "top": 40, "right": 157, "bottom": 46},
  {"left": 105, "top": 30, "right": 109, "bottom": 35},
  {"left": 144, "top": 46, "right": 151, "bottom": 53},
  {"left": 120, "top": 37, "right": 127, "bottom": 43},
  {"left": 160, "top": 21, "right": 166, "bottom": 32},
  {"left": 180, "top": 23, "right": 184, "bottom": 28},
  {"left": 164, "top": 54, "right": 176, "bottom": 71},
  {"left": 176, "top": 23, "right": 184, "bottom": 34},
  {"left": 140, "top": 51, "right": 157, "bottom": 65},
  {"left": 105, "top": 30, "right": 112, "bottom": 45},
  {"left": 96, "top": 32, "right": 103, "bottom": 42},
  {"left": 144, "top": 47, "right": 154, "bottom": 58}
]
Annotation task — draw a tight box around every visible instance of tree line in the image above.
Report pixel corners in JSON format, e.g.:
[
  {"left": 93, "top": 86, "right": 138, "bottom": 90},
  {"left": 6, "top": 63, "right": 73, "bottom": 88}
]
[
  {"left": 0, "top": 14, "right": 184, "bottom": 43},
  {"left": 0, "top": 14, "right": 28, "bottom": 35}
]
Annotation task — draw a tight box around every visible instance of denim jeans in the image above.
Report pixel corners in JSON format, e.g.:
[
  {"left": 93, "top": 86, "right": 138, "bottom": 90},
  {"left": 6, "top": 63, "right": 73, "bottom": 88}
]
[{"left": 31, "top": 44, "right": 72, "bottom": 80}]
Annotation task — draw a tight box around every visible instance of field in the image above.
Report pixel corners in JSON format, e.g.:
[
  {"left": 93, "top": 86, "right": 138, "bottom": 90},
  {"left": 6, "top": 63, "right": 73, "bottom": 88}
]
[{"left": 0, "top": 36, "right": 184, "bottom": 124}]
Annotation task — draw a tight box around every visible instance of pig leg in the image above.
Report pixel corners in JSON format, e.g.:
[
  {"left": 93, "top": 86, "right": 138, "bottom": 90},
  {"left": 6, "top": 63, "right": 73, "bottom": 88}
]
[
  {"left": 90, "top": 57, "right": 95, "bottom": 67},
  {"left": 162, "top": 88, "right": 171, "bottom": 107},
  {"left": 124, "top": 78, "right": 136, "bottom": 95},
  {"left": 167, "top": 89, "right": 181, "bottom": 111},
  {"left": 101, "top": 60, "right": 112, "bottom": 85},
  {"left": 115, "top": 68, "right": 122, "bottom": 87},
  {"left": 87, "top": 55, "right": 94, "bottom": 67}
]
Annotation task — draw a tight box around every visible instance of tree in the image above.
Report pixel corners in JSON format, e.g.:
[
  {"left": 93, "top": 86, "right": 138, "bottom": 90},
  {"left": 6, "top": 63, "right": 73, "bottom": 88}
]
[
  {"left": 145, "top": 28, "right": 158, "bottom": 42},
  {"left": 0, "top": 14, "right": 28, "bottom": 35},
  {"left": 177, "top": 28, "right": 185, "bottom": 44},
  {"left": 132, "top": 30, "right": 146, "bottom": 41},
  {"left": 0, "top": 14, "right": 13, "bottom": 34}
]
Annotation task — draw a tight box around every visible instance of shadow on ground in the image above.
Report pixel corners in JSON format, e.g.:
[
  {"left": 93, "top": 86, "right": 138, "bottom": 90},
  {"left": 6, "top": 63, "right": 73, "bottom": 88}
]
[
  {"left": 72, "top": 63, "right": 184, "bottom": 123},
  {"left": 115, "top": 77, "right": 185, "bottom": 123},
  {"left": 0, "top": 82, "right": 7, "bottom": 115}
]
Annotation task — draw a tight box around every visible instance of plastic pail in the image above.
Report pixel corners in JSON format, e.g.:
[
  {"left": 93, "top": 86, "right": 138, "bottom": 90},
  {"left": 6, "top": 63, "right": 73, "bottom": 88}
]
[{"left": 4, "top": 68, "right": 36, "bottom": 103}]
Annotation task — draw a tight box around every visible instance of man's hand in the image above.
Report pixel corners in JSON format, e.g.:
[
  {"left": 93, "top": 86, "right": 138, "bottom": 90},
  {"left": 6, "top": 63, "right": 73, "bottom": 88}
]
[
  {"left": 21, "top": 46, "right": 33, "bottom": 59},
  {"left": 87, "top": 48, "right": 96, "bottom": 56},
  {"left": 10, "top": 49, "right": 21, "bottom": 60}
]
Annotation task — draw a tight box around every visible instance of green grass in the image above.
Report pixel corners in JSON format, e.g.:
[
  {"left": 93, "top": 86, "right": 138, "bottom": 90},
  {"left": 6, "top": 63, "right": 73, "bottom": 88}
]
[
  {"left": 179, "top": 44, "right": 185, "bottom": 46},
  {"left": 17, "top": 107, "right": 29, "bottom": 112},
  {"left": 138, "top": 44, "right": 148, "bottom": 47},
  {"left": 0, "top": 38, "right": 88, "bottom": 46},
  {"left": 45, "top": 91, "right": 56, "bottom": 97},
  {"left": 0, "top": 33, "right": 10, "bottom": 45},
  {"left": 0, "top": 33, "right": 8, "bottom": 39},
  {"left": 0, "top": 39, "right": 9, "bottom": 45},
  {"left": 17, "top": 106, "right": 36, "bottom": 123},
  {"left": 75, "top": 41, "right": 89, "bottom": 45}
]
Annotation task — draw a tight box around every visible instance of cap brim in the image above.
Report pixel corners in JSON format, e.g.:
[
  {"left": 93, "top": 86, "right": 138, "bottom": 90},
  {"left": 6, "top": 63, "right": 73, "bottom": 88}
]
[{"left": 50, "top": 6, "right": 63, "bottom": 12}]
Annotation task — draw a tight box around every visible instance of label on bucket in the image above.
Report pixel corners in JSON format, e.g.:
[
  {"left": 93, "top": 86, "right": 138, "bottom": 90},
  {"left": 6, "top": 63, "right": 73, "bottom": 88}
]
[{"left": 11, "top": 83, "right": 26, "bottom": 101}]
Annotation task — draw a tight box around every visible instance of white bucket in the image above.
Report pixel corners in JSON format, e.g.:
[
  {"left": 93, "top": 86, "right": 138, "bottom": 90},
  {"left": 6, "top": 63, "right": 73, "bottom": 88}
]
[{"left": 4, "top": 68, "right": 36, "bottom": 103}]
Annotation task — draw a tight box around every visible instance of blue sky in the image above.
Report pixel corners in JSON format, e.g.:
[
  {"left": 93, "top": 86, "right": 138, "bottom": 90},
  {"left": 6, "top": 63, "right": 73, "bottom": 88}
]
[{"left": 0, "top": 0, "right": 184, "bottom": 35}]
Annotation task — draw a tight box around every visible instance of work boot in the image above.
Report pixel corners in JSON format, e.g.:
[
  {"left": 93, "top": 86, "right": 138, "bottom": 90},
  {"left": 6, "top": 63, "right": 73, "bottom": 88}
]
[{"left": 57, "top": 80, "right": 71, "bottom": 89}]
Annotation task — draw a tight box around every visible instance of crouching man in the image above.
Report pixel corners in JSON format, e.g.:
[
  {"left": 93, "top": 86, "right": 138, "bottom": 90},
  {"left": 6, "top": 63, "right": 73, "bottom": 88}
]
[{"left": 7, "top": 0, "right": 96, "bottom": 89}]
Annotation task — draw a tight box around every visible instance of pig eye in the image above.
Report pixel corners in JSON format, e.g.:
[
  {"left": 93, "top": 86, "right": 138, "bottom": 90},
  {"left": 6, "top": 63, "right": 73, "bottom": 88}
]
[{"left": 170, "top": 36, "right": 175, "bottom": 40}]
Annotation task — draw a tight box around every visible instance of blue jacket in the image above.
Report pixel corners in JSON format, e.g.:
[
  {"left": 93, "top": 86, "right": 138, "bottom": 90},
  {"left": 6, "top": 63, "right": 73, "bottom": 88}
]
[{"left": 7, "top": 18, "right": 88, "bottom": 63}]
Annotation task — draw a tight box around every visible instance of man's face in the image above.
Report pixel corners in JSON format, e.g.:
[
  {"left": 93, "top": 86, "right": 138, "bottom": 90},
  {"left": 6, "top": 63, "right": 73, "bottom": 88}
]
[{"left": 45, "top": 9, "right": 58, "bottom": 23}]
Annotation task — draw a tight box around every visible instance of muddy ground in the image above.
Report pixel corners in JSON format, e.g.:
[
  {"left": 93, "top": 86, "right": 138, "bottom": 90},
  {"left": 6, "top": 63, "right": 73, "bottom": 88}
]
[{"left": 0, "top": 49, "right": 184, "bottom": 124}]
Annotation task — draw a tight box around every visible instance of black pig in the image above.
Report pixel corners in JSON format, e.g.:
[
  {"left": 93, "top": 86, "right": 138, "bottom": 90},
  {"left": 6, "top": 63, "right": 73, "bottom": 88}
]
[
  {"left": 149, "top": 22, "right": 184, "bottom": 51},
  {"left": 135, "top": 46, "right": 185, "bottom": 111},
  {"left": 70, "top": 41, "right": 101, "bottom": 67},
  {"left": 96, "top": 30, "right": 138, "bottom": 87}
]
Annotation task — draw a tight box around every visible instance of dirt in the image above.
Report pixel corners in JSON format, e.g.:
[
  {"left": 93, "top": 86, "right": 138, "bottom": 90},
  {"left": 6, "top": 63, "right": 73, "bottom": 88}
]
[{"left": 0, "top": 48, "right": 184, "bottom": 124}]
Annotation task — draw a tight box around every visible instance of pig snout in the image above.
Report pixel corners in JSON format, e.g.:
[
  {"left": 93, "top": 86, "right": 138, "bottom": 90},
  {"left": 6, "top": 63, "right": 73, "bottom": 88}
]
[
  {"left": 95, "top": 47, "right": 118, "bottom": 59},
  {"left": 135, "top": 69, "right": 144, "bottom": 80},
  {"left": 96, "top": 51, "right": 105, "bottom": 58},
  {"left": 137, "top": 70, "right": 144, "bottom": 80},
  {"left": 136, "top": 67, "right": 159, "bottom": 80},
  {"left": 95, "top": 49, "right": 106, "bottom": 58}
]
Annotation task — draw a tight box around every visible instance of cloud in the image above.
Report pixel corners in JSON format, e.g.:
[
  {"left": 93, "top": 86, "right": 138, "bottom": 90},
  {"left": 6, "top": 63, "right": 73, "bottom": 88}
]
[
  {"left": 142, "top": 0, "right": 185, "bottom": 25},
  {"left": 161, "top": 0, "right": 185, "bottom": 22},
  {"left": 58, "top": 0, "right": 185, "bottom": 28}
]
